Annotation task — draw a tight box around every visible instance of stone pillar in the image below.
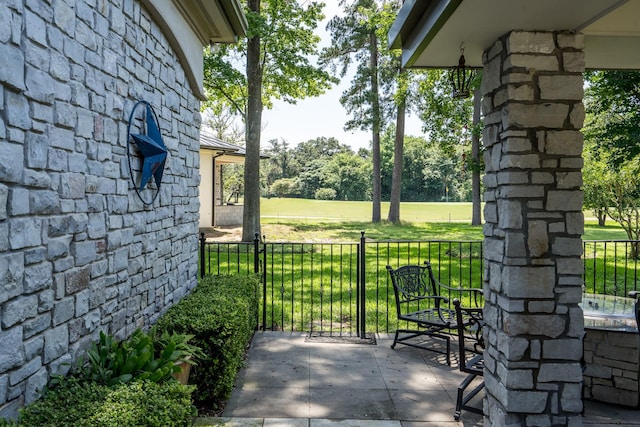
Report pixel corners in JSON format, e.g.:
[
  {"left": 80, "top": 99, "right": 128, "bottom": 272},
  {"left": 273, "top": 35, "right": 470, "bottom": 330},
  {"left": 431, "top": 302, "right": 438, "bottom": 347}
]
[{"left": 481, "top": 31, "right": 585, "bottom": 426}]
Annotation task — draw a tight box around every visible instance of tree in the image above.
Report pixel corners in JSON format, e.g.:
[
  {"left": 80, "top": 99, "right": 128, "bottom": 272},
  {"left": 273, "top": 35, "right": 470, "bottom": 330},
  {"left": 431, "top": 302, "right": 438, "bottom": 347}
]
[
  {"left": 297, "top": 158, "right": 330, "bottom": 199},
  {"left": 584, "top": 70, "right": 640, "bottom": 256},
  {"left": 324, "top": 152, "right": 371, "bottom": 201},
  {"left": 201, "top": 106, "right": 245, "bottom": 145},
  {"left": 584, "top": 70, "right": 640, "bottom": 166},
  {"left": 582, "top": 143, "right": 609, "bottom": 226},
  {"left": 386, "top": 82, "right": 405, "bottom": 224},
  {"left": 399, "top": 135, "right": 429, "bottom": 201},
  {"left": 204, "top": 0, "right": 336, "bottom": 241},
  {"left": 604, "top": 156, "right": 640, "bottom": 258},
  {"left": 421, "top": 144, "right": 466, "bottom": 202},
  {"left": 322, "top": 0, "right": 388, "bottom": 223},
  {"left": 264, "top": 139, "right": 291, "bottom": 179},
  {"left": 289, "top": 137, "right": 351, "bottom": 176},
  {"left": 379, "top": 15, "right": 410, "bottom": 223}
]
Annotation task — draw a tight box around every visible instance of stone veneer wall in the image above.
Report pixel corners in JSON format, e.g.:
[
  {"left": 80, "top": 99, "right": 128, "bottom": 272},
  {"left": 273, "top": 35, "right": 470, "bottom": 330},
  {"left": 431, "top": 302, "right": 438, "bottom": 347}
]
[
  {"left": 583, "top": 328, "right": 640, "bottom": 407},
  {"left": 481, "top": 31, "right": 585, "bottom": 425},
  {"left": 0, "top": 0, "right": 200, "bottom": 418}
]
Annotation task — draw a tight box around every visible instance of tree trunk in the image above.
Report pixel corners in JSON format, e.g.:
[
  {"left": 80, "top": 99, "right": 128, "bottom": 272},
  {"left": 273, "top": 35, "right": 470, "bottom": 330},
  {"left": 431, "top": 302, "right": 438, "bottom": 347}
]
[
  {"left": 387, "top": 98, "right": 405, "bottom": 224},
  {"left": 471, "top": 87, "right": 482, "bottom": 226},
  {"left": 631, "top": 241, "right": 639, "bottom": 260},
  {"left": 242, "top": 0, "right": 263, "bottom": 242},
  {"left": 370, "top": 32, "right": 381, "bottom": 223}
]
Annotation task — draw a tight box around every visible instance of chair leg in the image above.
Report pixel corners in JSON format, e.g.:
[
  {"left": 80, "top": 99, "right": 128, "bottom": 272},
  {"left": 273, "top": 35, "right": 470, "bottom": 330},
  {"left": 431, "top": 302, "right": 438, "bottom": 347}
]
[
  {"left": 454, "top": 390, "right": 463, "bottom": 421},
  {"left": 454, "top": 373, "right": 483, "bottom": 420},
  {"left": 391, "top": 330, "right": 400, "bottom": 349}
]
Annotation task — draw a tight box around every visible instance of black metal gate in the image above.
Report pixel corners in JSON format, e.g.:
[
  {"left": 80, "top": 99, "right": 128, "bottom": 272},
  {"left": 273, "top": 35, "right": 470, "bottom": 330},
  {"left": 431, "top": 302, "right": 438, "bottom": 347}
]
[
  {"left": 257, "top": 233, "right": 368, "bottom": 338},
  {"left": 199, "top": 233, "right": 368, "bottom": 337}
]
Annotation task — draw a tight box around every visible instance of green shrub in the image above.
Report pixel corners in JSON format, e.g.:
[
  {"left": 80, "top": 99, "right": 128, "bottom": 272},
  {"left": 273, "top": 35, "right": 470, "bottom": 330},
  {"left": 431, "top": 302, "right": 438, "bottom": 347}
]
[
  {"left": 271, "top": 178, "right": 299, "bottom": 197},
  {"left": 155, "top": 274, "right": 259, "bottom": 409},
  {"left": 14, "top": 379, "right": 194, "bottom": 427},
  {"left": 315, "top": 187, "right": 337, "bottom": 200}
]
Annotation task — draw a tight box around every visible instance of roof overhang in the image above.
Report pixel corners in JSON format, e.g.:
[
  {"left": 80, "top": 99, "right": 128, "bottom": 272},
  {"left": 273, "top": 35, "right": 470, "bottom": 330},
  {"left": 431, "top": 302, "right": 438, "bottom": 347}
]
[
  {"left": 199, "top": 132, "right": 269, "bottom": 161},
  {"left": 201, "top": 148, "right": 246, "bottom": 164},
  {"left": 173, "top": 0, "right": 247, "bottom": 45},
  {"left": 389, "top": 0, "right": 640, "bottom": 70}
]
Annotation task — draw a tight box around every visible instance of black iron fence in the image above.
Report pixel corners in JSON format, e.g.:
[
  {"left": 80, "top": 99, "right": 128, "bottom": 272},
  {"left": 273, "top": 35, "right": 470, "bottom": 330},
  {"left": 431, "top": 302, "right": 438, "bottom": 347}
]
[
  {"left": 582, "top": 240, "right": 640, "bottom": 296},
  {"left": 198, "top": 233, "right": 640, "bottom": 335}
]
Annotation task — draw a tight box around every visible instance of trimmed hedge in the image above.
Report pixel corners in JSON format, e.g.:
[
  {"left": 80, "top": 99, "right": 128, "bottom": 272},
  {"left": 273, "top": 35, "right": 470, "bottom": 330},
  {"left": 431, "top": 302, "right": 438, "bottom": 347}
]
[
  {"left": 155, "top": 274, "right": 259, "bottom": 409},
  {"left": 4, "top": 379, "right": 195, "bottom": 427}
]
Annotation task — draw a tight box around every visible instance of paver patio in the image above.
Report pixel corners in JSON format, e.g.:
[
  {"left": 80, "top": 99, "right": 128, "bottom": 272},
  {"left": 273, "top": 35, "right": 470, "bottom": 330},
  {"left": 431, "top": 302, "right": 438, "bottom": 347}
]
[{"left": 195, "top": 332, "right": 640, "bottom": 426}]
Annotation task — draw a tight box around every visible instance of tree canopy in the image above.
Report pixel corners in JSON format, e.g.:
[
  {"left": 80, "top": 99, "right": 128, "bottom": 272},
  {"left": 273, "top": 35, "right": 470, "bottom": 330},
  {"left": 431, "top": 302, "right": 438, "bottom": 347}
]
[
  {"left": 584, "top": 70, "right": 640, "bottom": 255},
  {"left": 584, "top": 70, "right": 640, "bottom": 165}
]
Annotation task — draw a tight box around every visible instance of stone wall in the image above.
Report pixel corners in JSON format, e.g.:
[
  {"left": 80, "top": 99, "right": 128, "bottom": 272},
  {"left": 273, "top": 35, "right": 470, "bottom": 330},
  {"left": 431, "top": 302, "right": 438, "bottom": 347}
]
[
  {"left": 583, "top": 328, "right": 640, "bottom": 407},
  {"left": 0, "top": 0, "right": 200, "bottom": 418},
  {"left": 481, "top": 31, "right": 585, "bottom": 425}
]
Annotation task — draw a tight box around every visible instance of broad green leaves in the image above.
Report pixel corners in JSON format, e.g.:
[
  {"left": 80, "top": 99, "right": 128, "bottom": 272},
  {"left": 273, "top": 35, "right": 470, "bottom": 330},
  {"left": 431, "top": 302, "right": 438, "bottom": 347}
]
[
  {"left": 204, "top": 0, "right": 336, "bottom": 118},
  {"left": 584, "top": 70, "right": 640, "bottom": 165},
  {"left": 584, "top": 70, "right": 640, "bottom": 251}
]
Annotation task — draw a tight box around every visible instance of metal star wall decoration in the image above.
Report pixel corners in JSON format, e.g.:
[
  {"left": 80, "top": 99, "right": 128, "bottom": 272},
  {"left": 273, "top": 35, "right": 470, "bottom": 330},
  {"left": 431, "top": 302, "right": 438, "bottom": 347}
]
[{"left": 126, "top": 101, "right": 167, "bottom": 205}]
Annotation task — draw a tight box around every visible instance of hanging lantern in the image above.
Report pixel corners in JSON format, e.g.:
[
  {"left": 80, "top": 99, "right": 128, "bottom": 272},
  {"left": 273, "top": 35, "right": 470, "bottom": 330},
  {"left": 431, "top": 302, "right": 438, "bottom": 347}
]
[{"left": 449, "top": 44, "right": 475, "bottom": 99}]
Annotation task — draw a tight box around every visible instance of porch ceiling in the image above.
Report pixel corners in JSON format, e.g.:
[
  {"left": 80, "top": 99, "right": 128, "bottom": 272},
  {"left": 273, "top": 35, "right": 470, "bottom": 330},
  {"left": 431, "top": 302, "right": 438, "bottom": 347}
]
[{"left": 389, "top": 0, "right": 640, "bottom": 70}]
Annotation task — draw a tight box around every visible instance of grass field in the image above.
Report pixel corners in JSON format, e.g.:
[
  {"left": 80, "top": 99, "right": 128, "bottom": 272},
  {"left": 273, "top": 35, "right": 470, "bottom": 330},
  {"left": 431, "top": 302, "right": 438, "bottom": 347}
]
[
  {"left": 259, "top": 198, "right": 628, "bottom": 242},
  {"left": 262, "top": 198, "right": 482, "bottom": 222}
]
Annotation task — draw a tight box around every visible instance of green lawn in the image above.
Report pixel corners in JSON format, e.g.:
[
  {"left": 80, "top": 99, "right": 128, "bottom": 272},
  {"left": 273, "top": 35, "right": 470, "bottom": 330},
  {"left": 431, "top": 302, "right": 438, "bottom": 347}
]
[
  {"left": 262, "top": 198, "right": 480, "bottom": 222},
  {"left": 260, "top": 198, "right": 628, "bottom": 242}
]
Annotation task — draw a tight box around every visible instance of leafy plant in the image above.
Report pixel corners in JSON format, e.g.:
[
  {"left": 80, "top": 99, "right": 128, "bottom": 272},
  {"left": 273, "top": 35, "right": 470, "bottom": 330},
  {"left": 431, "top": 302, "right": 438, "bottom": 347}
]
[{"left": 81, "top": 328, "right": 201, "bottom": 386}]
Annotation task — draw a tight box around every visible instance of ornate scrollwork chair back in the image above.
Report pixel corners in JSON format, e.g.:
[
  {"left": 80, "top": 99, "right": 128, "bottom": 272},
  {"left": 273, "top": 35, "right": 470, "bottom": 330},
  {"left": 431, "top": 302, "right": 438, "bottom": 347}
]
[{"left": 386, "top": 261, "right": 482, "bottom": 366}]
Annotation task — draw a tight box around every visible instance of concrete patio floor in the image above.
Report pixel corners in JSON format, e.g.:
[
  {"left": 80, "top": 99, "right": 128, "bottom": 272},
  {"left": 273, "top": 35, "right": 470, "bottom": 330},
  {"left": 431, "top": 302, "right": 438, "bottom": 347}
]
[{"left": 195, "top": 332, "right": 640, "bottom": 427}]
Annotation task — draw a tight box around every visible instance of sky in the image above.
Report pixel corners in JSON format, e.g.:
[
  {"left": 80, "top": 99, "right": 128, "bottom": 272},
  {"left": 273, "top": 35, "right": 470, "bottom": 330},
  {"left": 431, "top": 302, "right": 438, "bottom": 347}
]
[{"left": 259, "top": 2, "right": 424, "bottom": 151}]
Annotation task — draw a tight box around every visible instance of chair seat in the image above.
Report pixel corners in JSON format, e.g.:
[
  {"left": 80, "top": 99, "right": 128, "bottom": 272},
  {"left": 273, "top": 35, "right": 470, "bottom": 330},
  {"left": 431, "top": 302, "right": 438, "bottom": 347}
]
[
  {"left": 462, "top": 353, "right": 484, "bottom": 375},
  {"left": 387, "top": 262, "right": 482, "bottom": 367},
  {"left": 400, "top": 308, "right": 455, "bottom": 328}
]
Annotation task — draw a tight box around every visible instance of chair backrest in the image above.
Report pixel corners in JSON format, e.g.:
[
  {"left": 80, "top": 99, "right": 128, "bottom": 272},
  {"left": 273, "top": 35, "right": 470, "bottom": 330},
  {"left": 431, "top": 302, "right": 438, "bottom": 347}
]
[
  {"left": 453, "top": 299, "right": 484, "bottom": 373},
  {"left": 386, "top": 264, "right": 438, "bottom": 315}
]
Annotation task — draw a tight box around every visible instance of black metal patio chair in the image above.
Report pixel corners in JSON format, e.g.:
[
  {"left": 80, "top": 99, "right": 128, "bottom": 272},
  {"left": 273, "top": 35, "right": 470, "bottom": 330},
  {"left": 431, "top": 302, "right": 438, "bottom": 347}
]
[
  {"left": 453, "top": 298, "right": 485, "bottom": 420},
  {"left": 386, "top": 261, "right": 482, "bottom": 366}
]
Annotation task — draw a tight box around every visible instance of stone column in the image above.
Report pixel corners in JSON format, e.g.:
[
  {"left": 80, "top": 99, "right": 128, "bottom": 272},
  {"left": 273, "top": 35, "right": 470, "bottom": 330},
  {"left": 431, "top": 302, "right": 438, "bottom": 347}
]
[{"left": 481, "top": 31, "right": 585, "bottom": 426}]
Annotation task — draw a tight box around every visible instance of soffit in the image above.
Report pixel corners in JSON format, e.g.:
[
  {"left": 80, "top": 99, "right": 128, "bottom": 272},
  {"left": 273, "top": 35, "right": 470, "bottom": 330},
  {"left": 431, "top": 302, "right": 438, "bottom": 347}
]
[
  {"left": 389, "top": 0, "right": 640, "bottom": 70},
  {"left": 174, "top": 0, "right": 247, "bottom": 44}
]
